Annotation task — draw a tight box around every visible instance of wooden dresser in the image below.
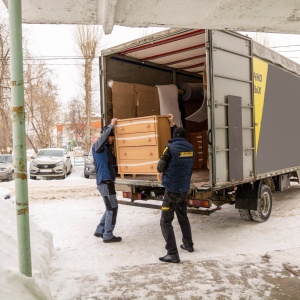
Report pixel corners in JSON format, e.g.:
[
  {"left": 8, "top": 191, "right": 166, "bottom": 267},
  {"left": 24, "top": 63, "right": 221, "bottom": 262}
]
[{"left": 115, "top": 115, "right": 171, "bottom": 180}]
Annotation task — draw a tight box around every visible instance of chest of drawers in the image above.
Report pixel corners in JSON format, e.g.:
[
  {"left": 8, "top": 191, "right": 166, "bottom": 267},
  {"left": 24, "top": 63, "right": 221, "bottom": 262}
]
[{"left": 115, "top": 115, "right": 171, "bottom": 180}]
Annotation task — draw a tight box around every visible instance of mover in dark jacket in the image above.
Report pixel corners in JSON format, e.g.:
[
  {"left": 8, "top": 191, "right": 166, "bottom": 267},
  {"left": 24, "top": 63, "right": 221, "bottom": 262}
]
[
  {"left": 92, "top": 118, "right": 122, "bottom": 243},
  {"left": 157, "top": 114, "right": 195, "bottom": 263}
]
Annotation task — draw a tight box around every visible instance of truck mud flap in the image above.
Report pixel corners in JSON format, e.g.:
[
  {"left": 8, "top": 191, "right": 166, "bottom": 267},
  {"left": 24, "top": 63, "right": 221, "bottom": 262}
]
[{"left": 235, "top": 181, "right": 261, "bottom": 210}]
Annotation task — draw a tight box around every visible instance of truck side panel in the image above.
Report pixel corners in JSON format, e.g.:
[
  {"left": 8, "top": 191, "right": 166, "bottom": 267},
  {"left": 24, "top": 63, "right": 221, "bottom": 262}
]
[
  {"left": 208, "top": 30, "right": 254, "bottom": 187},
  {"left": 254, "top": 57, "right": 300, "bottom": 175}
]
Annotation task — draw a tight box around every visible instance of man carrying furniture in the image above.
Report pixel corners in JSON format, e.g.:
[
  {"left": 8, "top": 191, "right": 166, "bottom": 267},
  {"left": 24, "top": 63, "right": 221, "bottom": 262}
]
[
  {"left": 157, "top": 114, "right": 195, "bottom": 263},
  {"left": 93, "top": 118, "right": 122, "bottom": 243}
]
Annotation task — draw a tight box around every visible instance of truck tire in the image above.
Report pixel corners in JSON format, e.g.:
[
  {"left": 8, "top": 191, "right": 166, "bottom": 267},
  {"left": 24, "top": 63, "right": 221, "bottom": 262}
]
[
  {"left": 238, "top": 209, "right": 253, "bottom": 221},
  {"left": 250, "top": 184, "right": 272, "bottom": 222}
]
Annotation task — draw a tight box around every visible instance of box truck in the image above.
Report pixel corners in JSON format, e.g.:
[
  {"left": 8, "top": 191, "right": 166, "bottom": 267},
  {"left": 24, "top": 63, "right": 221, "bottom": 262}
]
[{"left": 99, "top": 29, "right": 300, "bottom": 222}]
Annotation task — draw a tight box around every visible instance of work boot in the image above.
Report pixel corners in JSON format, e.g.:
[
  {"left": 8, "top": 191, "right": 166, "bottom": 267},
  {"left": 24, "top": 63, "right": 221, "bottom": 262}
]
[
  {"left": 180, "top": 244, "right": 194, "bottom": 252},
  {"left": 103, "top": 236, "right": 122, "bottom": 243},
  {"left": 94, "top": 233, "right": 103, "bottom": 238},
  {"left": 159, "top": 253, "right": 180, "bottom": 263}
]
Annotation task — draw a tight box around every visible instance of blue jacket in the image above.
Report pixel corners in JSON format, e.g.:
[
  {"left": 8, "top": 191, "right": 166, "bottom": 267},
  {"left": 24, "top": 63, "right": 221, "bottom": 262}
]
[
  {"left": 158, "top": 137, "right": 194, "bottom": 193},
  {"left": 92, "top": 125, "right": 116, "bottom": 185}
]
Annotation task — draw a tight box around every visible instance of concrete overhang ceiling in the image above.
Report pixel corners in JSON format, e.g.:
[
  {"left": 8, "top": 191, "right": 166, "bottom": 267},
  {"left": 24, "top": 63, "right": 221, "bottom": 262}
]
[{"left": 2, "top": 0, "right": 300, "bottom": 35}]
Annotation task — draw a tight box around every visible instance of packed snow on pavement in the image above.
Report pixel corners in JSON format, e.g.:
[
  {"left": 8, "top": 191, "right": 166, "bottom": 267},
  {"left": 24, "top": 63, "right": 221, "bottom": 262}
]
[{"left": 1, "top": 165, "right": 300, "bottom": 299}]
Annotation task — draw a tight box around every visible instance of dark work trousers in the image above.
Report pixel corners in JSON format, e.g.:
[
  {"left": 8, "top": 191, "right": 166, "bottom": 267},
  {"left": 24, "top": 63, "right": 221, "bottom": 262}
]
[
  {"left": 95, "top": 181, "right": 118, "bottom": 240},
  {"left": 160, "top": 191, "right": 193, "bottom": 255}
]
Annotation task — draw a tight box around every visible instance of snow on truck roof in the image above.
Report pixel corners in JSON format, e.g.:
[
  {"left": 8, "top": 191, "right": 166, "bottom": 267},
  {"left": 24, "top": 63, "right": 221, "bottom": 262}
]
[{"left": 101, "top": 28, "right": 300, "bottom": 77}]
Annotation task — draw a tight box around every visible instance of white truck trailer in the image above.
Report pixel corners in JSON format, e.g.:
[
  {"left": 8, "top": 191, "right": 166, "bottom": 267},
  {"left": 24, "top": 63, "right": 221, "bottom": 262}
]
[{"left": 99, "top": 29, "right": 300, "bottom": 222}]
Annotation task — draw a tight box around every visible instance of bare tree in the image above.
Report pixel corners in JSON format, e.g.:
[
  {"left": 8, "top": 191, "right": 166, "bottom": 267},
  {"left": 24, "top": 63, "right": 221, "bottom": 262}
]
[
  {"left": 74, "top": 25, "right": 103, "bottom": 152},
  {"left": 0, "top": 4, "right": 60, "bottom": 154},
  {"left": 65, "top": 97, "right": 86, "bottom": 147},
  {"left": 0, "top": 19, "right": 12, "bottom": 152},
  {"left": 24, "top": 59, "right": 60, "bottom": 152}
]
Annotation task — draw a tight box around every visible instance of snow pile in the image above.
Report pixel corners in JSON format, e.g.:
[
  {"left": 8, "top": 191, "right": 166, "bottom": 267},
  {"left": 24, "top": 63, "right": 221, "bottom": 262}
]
[
  {"left": 1, "top": 167, "right": 300, "bottom": 298},
  {"left": 0, "top": 187, "right": 54, "bottom": 300}
]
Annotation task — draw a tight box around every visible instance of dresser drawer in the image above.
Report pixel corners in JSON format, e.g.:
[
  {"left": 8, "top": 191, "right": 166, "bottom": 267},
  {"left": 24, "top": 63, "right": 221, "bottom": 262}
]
[
  {"left": 115, "top": 115, "right": 171, "bottom": 178},
  {"left": 115, "top": 117, "right": 156, "bottom": 134},
  {"left": 116, "top": 132, "right": 157, "bottom": 147},
  {"left": 118, "top": 146, "right": 158, "bottom": 160},
  {"left": 118, "top": 159, "right": 158, "bottom": 174}
]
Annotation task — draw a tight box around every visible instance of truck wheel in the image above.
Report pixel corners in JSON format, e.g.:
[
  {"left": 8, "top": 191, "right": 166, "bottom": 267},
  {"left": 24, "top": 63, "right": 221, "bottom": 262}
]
[
  {"left": 238, "top": 209, "right": 253, "bottom": 221},
  {"left": 250, "top": 184, "right": 272, "bottom": 222},
  {"left": 30, "top": 175, "right": 36, "bottom": 180}
]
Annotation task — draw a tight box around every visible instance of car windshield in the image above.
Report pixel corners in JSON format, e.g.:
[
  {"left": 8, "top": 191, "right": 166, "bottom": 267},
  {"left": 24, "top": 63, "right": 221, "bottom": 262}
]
[
  {"left": 0, "top": 155, "right": 13, "bottom": 164},
  {"left": 37, "top": 149, "right": 64, "bottom": 157}
]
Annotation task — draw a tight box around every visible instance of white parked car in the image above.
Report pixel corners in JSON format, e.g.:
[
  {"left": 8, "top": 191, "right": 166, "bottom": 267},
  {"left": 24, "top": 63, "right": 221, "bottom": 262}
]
[
  {"left": 29, "top": 148, "right": 73, "bottom": 180},
  {"left": 84, "top": 147, "right": 95, "bottom": 179},
  {"left": 0, "top": 154, "right": 14, "bottom": 181}
]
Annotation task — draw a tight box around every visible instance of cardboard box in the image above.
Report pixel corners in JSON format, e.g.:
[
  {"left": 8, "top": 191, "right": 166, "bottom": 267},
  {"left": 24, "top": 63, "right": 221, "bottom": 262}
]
[
  {"left": 134, "top": 83, "right": 160, "bottom": 117},
  {"left": 111, "top": 81, "right": 136, "bottom": 119},
  {"left": 110, "top": 81, "right": 160, "bottom": 119}
]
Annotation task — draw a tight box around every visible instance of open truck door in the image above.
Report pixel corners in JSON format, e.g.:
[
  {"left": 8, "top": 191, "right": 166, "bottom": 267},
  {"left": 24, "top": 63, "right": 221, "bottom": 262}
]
[{"left": 206, "top": 30, "right": 255, "bottom": 188}]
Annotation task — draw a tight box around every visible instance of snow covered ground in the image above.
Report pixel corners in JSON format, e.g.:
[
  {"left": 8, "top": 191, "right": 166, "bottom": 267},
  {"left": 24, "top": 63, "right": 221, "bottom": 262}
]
[{"left": 1, "top": 165, "right": 300, "bottom": 299}]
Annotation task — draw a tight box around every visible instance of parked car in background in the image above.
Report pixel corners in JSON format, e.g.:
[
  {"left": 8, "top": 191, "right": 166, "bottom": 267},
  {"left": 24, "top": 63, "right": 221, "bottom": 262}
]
[
  {"left": 29, "top": 148, "right": 72, "bottom": 180},
  {"left": 0, "top": 154, "right": 14, "bottom": 181},
  {"left": 84, "top": 147, "right": 95, "bottom": 179}
]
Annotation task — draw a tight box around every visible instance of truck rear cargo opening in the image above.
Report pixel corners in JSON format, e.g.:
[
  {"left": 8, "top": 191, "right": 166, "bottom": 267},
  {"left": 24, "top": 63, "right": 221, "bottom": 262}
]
[{"left": 99, "top": 28, "right": 300, "bottom": 223}]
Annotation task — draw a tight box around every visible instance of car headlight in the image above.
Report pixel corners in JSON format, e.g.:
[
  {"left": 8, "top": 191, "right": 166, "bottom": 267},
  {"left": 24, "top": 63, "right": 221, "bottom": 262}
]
[
  {"left": 31, "top": 161, "right": 37, "bottom": 167},
  {"left": 55, "top": 161, "right": 64, "bottom": 167},
  {"left": 4, "top": 166, "right": 13, "bottom": 172}
]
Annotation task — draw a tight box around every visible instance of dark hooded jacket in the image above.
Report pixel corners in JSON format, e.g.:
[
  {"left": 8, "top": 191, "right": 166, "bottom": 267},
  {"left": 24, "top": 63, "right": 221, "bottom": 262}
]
[{"left": 92, "top": 125, "right": 116, "bottom": 185}]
